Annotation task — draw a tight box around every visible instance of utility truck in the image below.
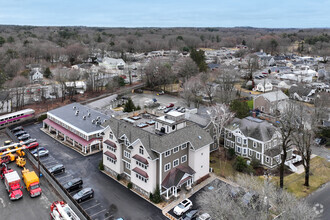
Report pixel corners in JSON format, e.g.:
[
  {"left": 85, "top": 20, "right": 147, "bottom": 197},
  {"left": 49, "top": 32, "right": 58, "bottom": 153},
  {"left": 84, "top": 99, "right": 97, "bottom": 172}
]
[
  {"left": 3, "top": 168, "right": 23, "bottom": 200},
  {"left": 22, "top": 168, "right": 42, "bottom": 197}
]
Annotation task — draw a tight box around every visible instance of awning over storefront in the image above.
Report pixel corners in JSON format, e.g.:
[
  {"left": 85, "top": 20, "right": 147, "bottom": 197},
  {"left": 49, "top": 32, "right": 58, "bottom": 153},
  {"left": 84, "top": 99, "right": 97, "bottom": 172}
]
[{"left": 44, "top": 118, "right": 101, "bottom": 146}]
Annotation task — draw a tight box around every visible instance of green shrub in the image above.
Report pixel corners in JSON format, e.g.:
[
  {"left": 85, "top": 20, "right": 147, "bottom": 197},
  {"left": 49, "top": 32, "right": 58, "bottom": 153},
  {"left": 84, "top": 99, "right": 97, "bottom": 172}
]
[
  {"left": 98, "top": 160, "right": 104, "bottom": 170},
  {"left": 227, "top": 148, "right": 236, "bottom": 160},
  {"left": 127, "top": 182, "right": 133, "bottom": 189},
  {"left": 117, "top": 174, "right": 121, "bottom": 181},
  {"left": 38, "top": 114, "right": 47, "bottom": 122},
  {"left": 150, "top": 185, "right": 162, "bottom": 203},
  {"left": 234, "top": 156, "right": 247, "bottom": 172},
  {"left": 250, "top": 158, "right": 261, "bottom": 169}
]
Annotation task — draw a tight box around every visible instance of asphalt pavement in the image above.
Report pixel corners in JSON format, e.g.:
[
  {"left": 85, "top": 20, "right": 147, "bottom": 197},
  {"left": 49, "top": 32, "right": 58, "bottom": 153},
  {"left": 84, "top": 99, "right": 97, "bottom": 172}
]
[
  {"left": 24, "top": 123, "right": 166, "bottom": 220},
  {"left": 307, "top": 182, "right": 330, "bottom": 220}
]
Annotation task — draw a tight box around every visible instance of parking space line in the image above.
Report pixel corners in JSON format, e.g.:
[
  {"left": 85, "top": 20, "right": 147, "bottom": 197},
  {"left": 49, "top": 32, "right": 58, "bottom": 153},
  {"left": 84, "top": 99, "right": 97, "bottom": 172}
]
[
  {"left": 39, "top": 157, "right": 53, "bottom": 162},
  {"left": 84, "top": 203, "right": 101, "bottom": 211},
  {"left": 80, "top": 198, "right": 96, "bottom": 205},
  {"left": 55, "top": 174, "right": 72, "bottom": 180},
  {"left": 43, "top": 160, "right": 58, "bottom": 166},
  {"left": 103, "top": 214, "right": 112, "bottom": 220},
  {"left": 90, "top": 209, "right": 107, "bottom": 217}
]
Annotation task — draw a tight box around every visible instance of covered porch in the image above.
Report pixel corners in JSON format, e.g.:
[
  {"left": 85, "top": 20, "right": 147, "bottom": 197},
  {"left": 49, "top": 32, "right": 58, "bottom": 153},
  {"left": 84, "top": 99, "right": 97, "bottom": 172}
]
[
  {"left": 161, "top": 165, "right": 195, "bottom": 200},
  {"left": 43, "top": 118, "right": 102, "bottom": 155}
]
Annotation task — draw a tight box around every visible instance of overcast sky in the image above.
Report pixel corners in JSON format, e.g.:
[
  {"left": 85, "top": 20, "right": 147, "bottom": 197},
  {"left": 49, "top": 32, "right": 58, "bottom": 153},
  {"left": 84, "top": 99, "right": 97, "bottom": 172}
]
[{"left": 0, "top": 0, "right": 329, "bottom": 28}]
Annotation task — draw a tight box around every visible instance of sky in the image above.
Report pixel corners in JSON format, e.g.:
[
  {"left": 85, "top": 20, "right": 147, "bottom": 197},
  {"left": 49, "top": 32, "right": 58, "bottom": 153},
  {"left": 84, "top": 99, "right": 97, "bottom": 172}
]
[{"left": 0, "top": 0, "right": 329, "bottom": 28}]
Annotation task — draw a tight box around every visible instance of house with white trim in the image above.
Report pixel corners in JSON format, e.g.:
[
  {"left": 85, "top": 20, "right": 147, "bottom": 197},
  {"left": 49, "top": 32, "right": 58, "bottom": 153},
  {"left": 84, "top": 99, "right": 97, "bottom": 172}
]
[
  {"left": 43, "top": 103, "right": 110, "bottom": 155},
  {"left": 224, "top": 116, "right": 294, "bottom": 168},
  {"left": 102, "top": 111, "right": 212, "bottom": 199}
]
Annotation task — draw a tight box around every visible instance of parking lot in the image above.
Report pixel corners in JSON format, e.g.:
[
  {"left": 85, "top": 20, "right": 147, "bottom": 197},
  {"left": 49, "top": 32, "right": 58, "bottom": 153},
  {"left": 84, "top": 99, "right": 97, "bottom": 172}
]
[
  {"left": 25, "top": 123, "right": 166, "bottom": 220},
  {"left": 0, "top": 132, "right": 61, "bottom": 219}
]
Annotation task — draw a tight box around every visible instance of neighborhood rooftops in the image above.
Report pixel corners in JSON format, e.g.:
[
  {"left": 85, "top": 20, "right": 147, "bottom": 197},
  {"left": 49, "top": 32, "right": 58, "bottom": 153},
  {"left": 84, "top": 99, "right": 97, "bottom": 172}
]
[
  {"left": 48, "top": 103, "right": 110, "bottom": 133},
  {"left": 255, "top": 90, "right": 289, "bottom": 103}
]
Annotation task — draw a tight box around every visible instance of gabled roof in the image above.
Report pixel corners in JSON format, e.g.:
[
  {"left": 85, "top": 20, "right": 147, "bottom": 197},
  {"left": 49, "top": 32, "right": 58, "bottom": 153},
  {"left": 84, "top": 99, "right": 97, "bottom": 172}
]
[
  {"left": 255, "top": 90, "right": 288, "bottom": 103},
  {"left": 226, "top": 117, "right": 276, "bottom": 142},
  {"left": 289, "top": 85, "right": 313, "bottom": 97},
  {"left": 161, "top": 165, "right": 195, "bottom": 189},
  {"left": 103, "top": 117, "right": 213, "bottom": 160}
]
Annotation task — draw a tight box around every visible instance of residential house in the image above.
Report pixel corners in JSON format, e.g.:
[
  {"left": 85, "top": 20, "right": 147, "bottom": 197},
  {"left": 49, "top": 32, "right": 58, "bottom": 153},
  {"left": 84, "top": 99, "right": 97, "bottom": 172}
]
[
  {"left": 253, "top": 90, "right": 289, "bottom": 115},
  {"left": 43, "top": 103, "right": 110, "bottom": 154},
  {"left": 29, "top": 68, "right": 43, "bottom": 83},
  {"left": 289, "top": 85, "right": 316, "bottom": 103},
  {"left": 254, "top": 80, "right": 273, "bottom": 92},
  {"left": 102, "top": 111, "right": 212, "bottom": 199},
  {"left": 224, "top": 117, "right": 294, "bottom": 168}
]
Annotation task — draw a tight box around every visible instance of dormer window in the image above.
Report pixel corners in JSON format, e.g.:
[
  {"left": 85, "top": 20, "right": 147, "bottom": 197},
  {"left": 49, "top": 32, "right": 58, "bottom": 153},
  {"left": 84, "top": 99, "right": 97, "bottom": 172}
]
[
  {"left": 139, "top": 146, "right": 144, "bottom": 155},
  {"left": 228, "top": 132, "right": 232, "bottom": 138}
]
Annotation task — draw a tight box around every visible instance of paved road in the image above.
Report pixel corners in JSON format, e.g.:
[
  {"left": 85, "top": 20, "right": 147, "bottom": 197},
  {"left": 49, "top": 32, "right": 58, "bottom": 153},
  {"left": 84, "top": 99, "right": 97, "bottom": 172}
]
[
  {"left": 311, "top": 145, "right": 330, "bottom": 160},
  {"left": 306, "top": 182, "right": 330, "bottom": 220},
  {"left": 25, "top": 123, "right": 166, "bottom": 220}
]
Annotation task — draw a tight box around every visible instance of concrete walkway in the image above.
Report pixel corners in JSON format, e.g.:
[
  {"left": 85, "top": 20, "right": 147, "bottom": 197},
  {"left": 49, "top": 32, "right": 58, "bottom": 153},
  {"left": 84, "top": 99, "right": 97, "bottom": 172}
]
[{"left": 294, "top": 154, "right": 317, "bottom": 174}]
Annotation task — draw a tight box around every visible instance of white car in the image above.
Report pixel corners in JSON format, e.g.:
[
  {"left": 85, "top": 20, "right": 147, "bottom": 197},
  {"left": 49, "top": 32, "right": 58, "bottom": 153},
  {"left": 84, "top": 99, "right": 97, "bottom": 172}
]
[
  {"left": 158, "top": 106, "right": 166, "bottom": 110},
  {"left": 197, "top": 213, "right": 211, "bottom": 220},
  {"left": 173, "top": 199, "right": 193, "bottom": 216}
]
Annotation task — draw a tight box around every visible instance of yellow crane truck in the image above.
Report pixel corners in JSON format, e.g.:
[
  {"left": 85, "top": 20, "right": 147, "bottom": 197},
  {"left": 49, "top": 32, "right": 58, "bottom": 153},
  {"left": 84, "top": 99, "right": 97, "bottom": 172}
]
[{"left": 21, "top": 168, "right": 42, "bottom": 197}]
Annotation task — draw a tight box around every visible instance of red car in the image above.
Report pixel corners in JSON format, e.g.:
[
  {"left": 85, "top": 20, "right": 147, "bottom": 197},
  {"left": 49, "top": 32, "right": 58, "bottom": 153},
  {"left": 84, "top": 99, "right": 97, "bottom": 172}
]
[
  {"left": 167, "top": 103, "right": 174, "bottom": 108},
  {"left": 26, "top": 142, "right": 39, "bottom": 150}
]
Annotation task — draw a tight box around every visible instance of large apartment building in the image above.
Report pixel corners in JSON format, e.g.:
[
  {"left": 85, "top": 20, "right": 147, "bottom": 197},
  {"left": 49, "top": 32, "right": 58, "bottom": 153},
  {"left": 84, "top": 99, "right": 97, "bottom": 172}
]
[
  {"left": 224, "top": 116, "right": 293, "bottom": 168},
  {"left": 102, "top": 111, "right": 212, "bottom": 199},
  {"left": 43, "top": 103, "right": 110, "bottom": 155}
]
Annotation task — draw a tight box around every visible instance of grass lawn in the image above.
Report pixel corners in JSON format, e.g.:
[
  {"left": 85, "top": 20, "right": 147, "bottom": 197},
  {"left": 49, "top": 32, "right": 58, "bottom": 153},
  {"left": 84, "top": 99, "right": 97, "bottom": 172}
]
[
  {"left": 247, "top": 99, "right": 253, "bottom": 110},
  {"left": 272, "top": 156, "right": 330, "bottom": 198},
  {"left": 210, "top": 155, "right": 237, "bottom": 178}
]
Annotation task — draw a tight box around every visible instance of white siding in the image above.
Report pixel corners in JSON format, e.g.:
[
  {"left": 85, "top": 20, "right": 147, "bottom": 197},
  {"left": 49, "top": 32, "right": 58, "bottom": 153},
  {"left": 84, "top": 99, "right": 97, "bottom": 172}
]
[
  {"left": 188, "top": 144, "right": 210, "bottom": 182},
  {"left": 103, "top": 127, "right": 122, "bottom": 174}
]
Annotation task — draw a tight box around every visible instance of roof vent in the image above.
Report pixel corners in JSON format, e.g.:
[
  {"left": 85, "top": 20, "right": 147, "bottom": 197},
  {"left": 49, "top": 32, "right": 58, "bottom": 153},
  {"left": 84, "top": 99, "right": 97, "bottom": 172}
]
[
  {"left": 96, "top": 121, "right": 101, "bottom": 125},
  {"left": 73, "top": 106, "right": 76, "bottom": 110},
  {"left": 88, "top": 112, "right": 91, "bottom": 117},
  {"left": 75, "top": 110, "right": 79, "bottom": 116},
  {"left": 97, "top": 116, "right": 101, "bottom": 120},
  {"left": 83, "top": 115, "right": 87, "bottom": 120},
  {"left": 198, "top": 136, "right": 202, "bottom": 139},
  {"left": 92, "top": 119, "right": 96, "bottom": 124},
  {"left": 103, "top": 119, "right": 107, "bottom": 123}
]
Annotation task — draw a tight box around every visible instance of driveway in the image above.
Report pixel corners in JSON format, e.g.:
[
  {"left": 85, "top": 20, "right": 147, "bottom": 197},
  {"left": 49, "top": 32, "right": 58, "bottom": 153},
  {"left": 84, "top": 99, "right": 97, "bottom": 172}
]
[
  {"left": 307, "top": 182, "right": 330, "bottom": 220},
  {"left": 24, "top": 123, "right": 166, "bottom": 220}
]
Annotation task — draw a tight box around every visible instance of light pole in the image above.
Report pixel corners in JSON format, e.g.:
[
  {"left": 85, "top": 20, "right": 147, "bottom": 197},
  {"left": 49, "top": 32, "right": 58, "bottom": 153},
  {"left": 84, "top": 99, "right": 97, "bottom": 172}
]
[{"left": 37, "top": 146, "right": 40, "bottom": 177}]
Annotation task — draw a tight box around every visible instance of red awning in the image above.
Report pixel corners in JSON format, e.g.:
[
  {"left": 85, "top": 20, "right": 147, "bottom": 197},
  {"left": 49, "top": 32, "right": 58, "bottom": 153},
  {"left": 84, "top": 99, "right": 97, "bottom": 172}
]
[
  {"left": 104, "top": 140, "right": 117, "bottom": 149},
  {"left": 132, "top": 167, "right": 148, "bottom": 178},
  {"left": 132, "top": 154, "right": 149, "bottom": 165},
  {"left": 44, "top": 118, "right": 101, "bottom": 146},
  {"left": 104, "top": 151, "right": 117, "bottom": 160}
]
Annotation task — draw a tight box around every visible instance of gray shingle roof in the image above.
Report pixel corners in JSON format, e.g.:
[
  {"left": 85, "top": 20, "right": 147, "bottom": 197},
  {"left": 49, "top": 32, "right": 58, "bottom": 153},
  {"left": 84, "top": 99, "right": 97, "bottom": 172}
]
[
  {"left": 256, "top": 90, "right": 288, "bottom": 103},
  {"left": 48, "top": 103, "right": 110, "bottom": 133},
  {"left": 226, "top": 117, "right": 276, "bottom": 142},
  {"left": 289, "top": 85, "right": 312, "bottom": 97},
  {"left": 104, "top": 117, "right": 213, "bottom": 160}
]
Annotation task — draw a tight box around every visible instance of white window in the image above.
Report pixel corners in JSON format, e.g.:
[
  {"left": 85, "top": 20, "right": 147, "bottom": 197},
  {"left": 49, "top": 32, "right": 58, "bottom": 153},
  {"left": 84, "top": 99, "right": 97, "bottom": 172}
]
[
  {"left": 231, "top": 142, "right": 235, "bottom": 148},
  {"left": 237, "top": 147, "right": 241, "bottom": 153},
  {"left": 181, "top": 155, "right": 187, "bottom": 163},
  {"left": 274, "top": 139, "right": 277, "bottom": 147},
  {"left": 124, "top": 150, "right": 131, "bottom": 159},
  {"left": 136, "top": 173, "right": 148, "bottom": 183},
  {"left": 266, "top": 157, "right": 270, "bottom": 163},
  {"left": 125, "top": 162, "right": 131, "bottom": 170},
  {"left": 226, "top": 140, "right": 230, "bottom": 147},
  {"left": 173, "top": 146, "right": 179, "bottom": 153},
  {"left": 181, "top": 143, "right": 187, "bottom": 150},
  {"left": 107, "top": 156, "right": 116, "bottom": 164},
  {"left": 243, "top": 139, "right": 247, "bottom": 145},
  {"left": 253, "top": 142, "right": 257, "bottom": 148},
  {"left": 249, "top": 149, "right": 252, "bottom": 156},
  {"left": 107, "top": 145, "right": 116, "bottom": 152},
  {"left": 165, "top": 150, "right": 171, "bottom": 157},
  {"left": 243, "top": 148, "right": 247, "bottom": 155},
  {"left": 173, "top": 159, "right": 179, "bottom": 167},
  {"left": 136, "top": 161, "right": 147, "bottom": 169},
  {"left": 164, "top": 163, "right": 171, "bottom": 172},
  {"left": 256, "top": 153, "right": 260, "bottom": 159},
  {"left": 228, "top": 132, "right": 232, "bottom": 138},
  {"left": 275, "top": 156, "right": 280, "bottom": 163},
  {"left": 237, "top": 137, "right": 241, "bottom": 144},
  {"left": 139, "top": 146, "right": 144, "bottom": 155}
]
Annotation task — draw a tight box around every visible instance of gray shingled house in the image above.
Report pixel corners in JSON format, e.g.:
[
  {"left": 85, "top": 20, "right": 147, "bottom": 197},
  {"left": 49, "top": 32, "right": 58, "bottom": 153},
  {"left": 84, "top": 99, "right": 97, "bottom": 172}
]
[{"left": 224, "top": 116, "right": 293, "bottom": 168}]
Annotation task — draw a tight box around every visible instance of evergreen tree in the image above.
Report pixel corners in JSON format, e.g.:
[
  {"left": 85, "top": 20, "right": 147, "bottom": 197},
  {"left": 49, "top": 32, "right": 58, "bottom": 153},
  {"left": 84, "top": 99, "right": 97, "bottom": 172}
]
[
  {"left": 230, "top": 100, "right": 250, "bottom": 119},
  {"left": 44, "top": 67, "right": 52, "bottom": 78},
  {"left": 190, "top": 49, "right": 207, "bottom": 72},
  {"left": 123, "top": 98, "right": 136, "bottom": 112}
]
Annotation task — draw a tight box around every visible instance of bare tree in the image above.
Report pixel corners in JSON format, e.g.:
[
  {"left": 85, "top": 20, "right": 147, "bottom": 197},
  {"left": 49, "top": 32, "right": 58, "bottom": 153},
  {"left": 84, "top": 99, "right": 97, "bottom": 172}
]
[
  {"left": 181, "top": 75, "right": 202, "bottom": 108},
  {"left": 175, "top": 57, "right": 199, "bottom": 83},
  {"left": 246, "top": 54, "right": 259, "bottom": 83},
  {"left": 215, "top": 67, "right": 239, "bottom": 104},
  {"left": 8, "top": 76, "right": 29, "bottom": 110},
  {"left": 197, "top": 174, "right": 317, "bottom": 220}
]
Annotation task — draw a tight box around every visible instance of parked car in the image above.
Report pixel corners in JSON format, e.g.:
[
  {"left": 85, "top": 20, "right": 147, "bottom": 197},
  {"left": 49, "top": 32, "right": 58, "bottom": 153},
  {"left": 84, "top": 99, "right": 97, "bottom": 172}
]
[
  {"left": 33, "top": 148, "right": 49, "bottom": 158},
  {"left": 315, "top": 137, "right": 326, "bottom": 145},
  {"left": 26, "top": 142, "right": 39, "bottom": 150},
  {"left": 175, "top": 106, "right": 181, "bottom": 110},
  {"left": 48, "top": 164, "right": 65, "bottom": 175},
  {"left": 18, "top": 134, "right": 30, "bottom": 141},
  {"left": 164, "top": 107, "right": 173, "bottom": 113},
  {"left": 4, "top": 140, "right": 12, "bottom": 146},
  {"left": 180, "top": 209, "right": 198, "bottom": 220},
  {"left": 31, "top": 147, "right": 46, "bottom": 155},
  {"left": 196, "top": 213, "right": 211, "bottom": 220},
  {"left": 135, "top": 89, "right": 143, "bottom": 93},
  {"left": 73, "top": 188, "right": 94, "bottom": 203},
  {"left": 167, "top": 103, "right": 174, "bottom": 108},
  {"left": 14, "top": 131, "right": 27, "bottom": 137},
  {"left": 157, "top": 91, "right": 164, "bottom": 95},
  {"left": 63, "top": 178, "right": 83, "bottom": 192},
  {"left": 11, "top": 126, "right": 23, "bottom": 133},
  {"left": 174, "top": 199, "right": 193, "bottom": 216},
  {"left": 22, "top": 138, "right": 37, "bottom": 146}
]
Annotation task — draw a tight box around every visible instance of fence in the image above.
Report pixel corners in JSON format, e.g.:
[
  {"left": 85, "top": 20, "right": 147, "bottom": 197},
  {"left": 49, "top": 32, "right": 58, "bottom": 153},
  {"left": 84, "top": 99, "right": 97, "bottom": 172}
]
[{"left": 5, "top": 128, "right": 90, "bottom": 220}]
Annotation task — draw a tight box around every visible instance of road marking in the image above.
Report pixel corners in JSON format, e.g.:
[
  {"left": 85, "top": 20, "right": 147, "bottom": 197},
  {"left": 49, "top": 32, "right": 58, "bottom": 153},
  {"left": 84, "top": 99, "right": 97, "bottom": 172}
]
[
  {"left": 313, "top": 203, "right": 324, "bottom": 215},
  {"left": 43, "top": 160, "right": 58, "bottom": 166},
  {"left": 40, "top": 157, "right": 53, "bottom": 162},
  {"left": 0, "top": 198, "right": 5, "bottom": 208},
  {"left": 103, "top": 213, "right": 113, "bottom": 220},
  {"left": 84, "top": 203, "right": 101, "bottom": 211},
  {"left": 90, "top": 209, "right": 107, "bottom": 217},
  {"left": 80, "top": 198, "right": 96, "bottom": 205}
]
